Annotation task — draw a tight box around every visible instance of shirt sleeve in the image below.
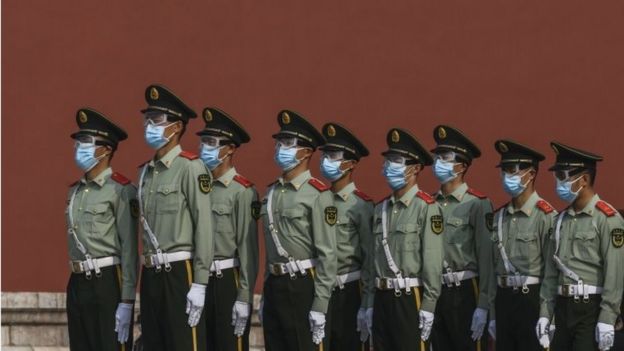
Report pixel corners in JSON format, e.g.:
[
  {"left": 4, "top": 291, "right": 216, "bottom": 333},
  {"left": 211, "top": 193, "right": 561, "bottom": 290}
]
[
  {"left": 472, "top": 198, "right": 495, "bottom": 311},
  {"left": 420, "top": 202, "right": 445, "bottom": 313},
  {"left": 115, "top": 184, "right": 139, "bottom": 301},
  {"left": 598, "top": 213, "right": 624, "bottom": 324},
  {"left": 234, "top": 187, "right": 259, "bottom": 304},
  {"left": 539, "top": 213, "right": 559, "bottom": 320},
  {"left": 310, "top": 190, "right": 338, "bottom": 314},
  {"left": 357, "top": 200, "right": 375, "bottom": 309}
]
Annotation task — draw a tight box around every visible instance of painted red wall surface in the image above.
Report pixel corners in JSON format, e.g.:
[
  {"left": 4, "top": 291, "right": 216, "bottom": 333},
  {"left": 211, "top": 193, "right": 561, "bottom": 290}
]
[{"left": 3, "top": 1, "right": 624, "bottom": 293}]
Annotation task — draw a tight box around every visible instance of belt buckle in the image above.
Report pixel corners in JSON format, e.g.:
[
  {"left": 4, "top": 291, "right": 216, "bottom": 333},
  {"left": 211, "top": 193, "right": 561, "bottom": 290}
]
[
  {"left": 380, "top": 278, "right": 388, "bottom": 290},
  {"left": 145, "top": 255, "right": 155, "bottom": 268},
  {"left": 562, "top": 285, "right": 573, "bottom": 298},
  {"left": 71, "top": 261, "right": 82, "bottom": 273},
  {"left": 500, "top": 276, "right": 509, "bottom": 288}
]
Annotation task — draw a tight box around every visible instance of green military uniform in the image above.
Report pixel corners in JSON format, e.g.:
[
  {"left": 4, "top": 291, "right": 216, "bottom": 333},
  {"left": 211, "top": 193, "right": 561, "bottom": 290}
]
[
  {"left": 489, "top": 140, "right": 556, "bottom": 351},
  {"left": 370, "top": 128, "right": 445, "bottom": 351},
  {"left": 539, "top": 142, "right": 624, "bottom": 351},
  {"left": 319, "top": 123, "right": 374, "bottom": 351},
  {"left": 66, "top": 108, "right": 137, "bottom": 351},
  {"left": 197, "top": 107, "right": 259, "bottom": 351},
  {"left": 261, "top": 111, "right": 337, "bottom": 351},
  {"left": 138, "top": 85, "right": 213, "bottom": 351},
  {"left": 430, "top": 125, "right": 494, "bottom": 351}
]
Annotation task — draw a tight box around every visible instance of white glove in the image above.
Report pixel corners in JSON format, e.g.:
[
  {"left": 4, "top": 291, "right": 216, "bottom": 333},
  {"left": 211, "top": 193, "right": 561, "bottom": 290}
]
[
  {"left": 535, "top": 317, "right": 551, "bottom": 348},
  {"left": 365, "top": 308, "right": 373, "bottom": 337},
  {"left": 418, "top": 310, "right": 434, "bottom": 341},
  {"left": 114, "top": 303, "right": 133, "bottom": 343},
  {"left": 356, "top": 308, "right": 369, "bottom": 342},
  {"left": 595, "top": 322, "right": 615, "bottom": 351},
  {"left": 470, "top": 307, "right": 488, "bottom": 341},
  {"left": 231, "top": 301, "right": 250, "bottom": 337},
  {"left": 488, "top": 320, "right": 496, "bottom": 340},
  {"left": 549, "top": 322, "right": 556, "bottom": 342},
  {"left": 309, "top": 311, "right": 326, "bottom": 345},
  {"left": 185, "top": 283, "right": 206, "bottom": 327}
]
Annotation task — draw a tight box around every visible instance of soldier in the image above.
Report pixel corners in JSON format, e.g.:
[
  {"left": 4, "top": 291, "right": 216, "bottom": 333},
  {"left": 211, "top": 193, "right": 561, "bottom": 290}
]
[
  {"left": 137, "top": 84, "right": 213, "bottom": 351},
  {"left": 259, "top": 110, "right": 337, "bottom": 351},
  {"left": 196, "top": 107, "right": 259, "bottom": 351},
  {"left": 66, "top": 108, "right": 137, "bottom": 351},
  {"left": 318, "top": 123, "right": 374, "bottom": 350},
  {"left": 487, "top": 140, "right": 556, "bottom": 351},
  {"left": 429, "top": 125, "right": 494, "bottom": 351},
  {"left": 370, "top": 128, "right": 444, "bottom": 351},
  {"left": 536, "top": 142, "right": 624, "bottom": 351}
]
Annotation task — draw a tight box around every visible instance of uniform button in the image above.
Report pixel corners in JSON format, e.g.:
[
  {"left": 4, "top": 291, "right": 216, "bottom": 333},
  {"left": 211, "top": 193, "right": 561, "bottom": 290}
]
[
  {"left": 281, "top": 190, "right": 285, "bottom": 193},
  {"left": 84, "top": 189, "right": 89, "bottom": 193},
  {"left": 393, "top": 210, "right": 398, "bottom": 214},
  {"left": 78, "top": 207, "right": 82, "bottom": 211},
  {"left": 513, "top": 218, "right": 516, "bottom": 222},
  {"left": 573, "top": 218, "right": 577, "bottom": 221},
  {"left": 155, "top": 171, "right": 159, "bottom": 175},
  {"left": 443, "top": 203, "right": 448, "bottom": 207},
  {"left": 150, "top": 190, "right": 154, "bottom": 194}
]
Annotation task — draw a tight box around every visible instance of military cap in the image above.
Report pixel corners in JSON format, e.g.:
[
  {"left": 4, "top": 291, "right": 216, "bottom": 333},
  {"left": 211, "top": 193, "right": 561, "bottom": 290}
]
[
  {"left": 494, "top": 139, "right": 545, "bottom": 167},
  {"left": 272, "top": 110, "right": 325, "bottom": 149},
  {"left": 70, "top": 108, "right": 128, "bottom": 149},
  {"left": 319, "top": 123, "right": 369, "bottom": 161},
  {"left": 431, "top": 125, "right": 481, "bottom": 162},
  {"left": 140, "top": 84, "right": 197, "bottom": 123},
  {"left": 382, "top": 128, "right": 433, "bottom": 165},
  {"left": 548, "top": 141, "right": 603, "bottom": 171},
  {"left": 196, "top": 107, "right": 250, "bottom": 146}
]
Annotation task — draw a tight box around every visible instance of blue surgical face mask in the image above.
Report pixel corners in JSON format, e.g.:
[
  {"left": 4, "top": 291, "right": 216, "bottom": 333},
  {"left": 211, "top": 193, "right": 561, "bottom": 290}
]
[
  {"left": 382, "top": 161, "right": 407, "bottom": 190},
  {"left": 145, "top": 123, "right": 175, "bottom": 150},
  {"left": 274, "top": 146, "right": 302, "bottom": 171},
  {"left": 74, "top": 144, "right": 104, "bottom": 172},
  {"left": 200, "top": 144, "right": 225, "bottom": 170},
  {"left": 502, "top": 170, "right": 531, "bottom": 197},
  {"left": 433, "top": 159, "right": 460, "bottom": 184},
  {"left": 320, "top": 157, "right": 345, "bottom": 182},
  {"left": 556, "top": 176, "right": 584, "bottom": 203}
]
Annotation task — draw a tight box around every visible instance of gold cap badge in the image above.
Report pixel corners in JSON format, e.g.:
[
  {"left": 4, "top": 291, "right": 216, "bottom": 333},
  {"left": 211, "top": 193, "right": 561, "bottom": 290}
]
[
  {"left": 150, "top": 87, "right": 159, "bottom": 100},
  {"left": 438, "top": 127, "right": 447, "bottom": 139},
  {"left": 281, "top": 112, "right": 291, "bottom": 124},
  {"left": 78, "top": 111, "right": 88, "bottom": 124},
  {"left": 391, "top": 130, "right": 400, "bottom": 143},
  {"left": 327, "top": 125, "right": 336, "bottom": 137},
  {"left": 498, "top": 142, "right": 508, "bottom": 153},
  {"left": 203, "top": 109, "right": 213, "bottom": 122}
]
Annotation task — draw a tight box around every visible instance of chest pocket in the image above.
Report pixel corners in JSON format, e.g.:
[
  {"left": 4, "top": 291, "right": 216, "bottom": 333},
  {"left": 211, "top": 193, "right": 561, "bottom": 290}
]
[
  {"left": 396, "top": 222, "right": 420, "bottom": 252},
  {"left": 572, "top": 230, "right": 600, "bottom": 262},
  {"left": 512, "top": 232, "right": 539, "bottom": 257},
  {"left": 446, "top": 216, "right": 470, "bottom": 243},
  {"left": 156, "top": 184, "right": 181, "bottom": 213},
  {"left": 280, "top": 207, "right": 307, "bottom": 236},
  {"left": 337, "top": 215, "right": 357, "bottom": 233},
  {"left": 212, "top": 204, "right": 234, "bottom": 233},
  {"left": 83, "top": 203, "right": 111, "bottom": 223}
]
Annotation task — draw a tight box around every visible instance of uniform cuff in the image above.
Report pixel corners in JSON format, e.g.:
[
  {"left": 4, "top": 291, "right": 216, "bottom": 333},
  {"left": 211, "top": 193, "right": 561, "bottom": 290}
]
[
  {"left": 236, "top": 289, "right": 251, "bottom": 304},
  {"left": 598, "top": 309, "right": 618, "bottom": 325},
  {"left": 311, "top": 298, "right": 329, "bottom": 314},
  {"left": 421, "top": 299, "right": 437, "bottom": 314},
  {"left": 193, "top": 269, "right": 210, "bottom": 285},
  {"left": 121, "top": 286, "right": 136, "bottom": 301}
]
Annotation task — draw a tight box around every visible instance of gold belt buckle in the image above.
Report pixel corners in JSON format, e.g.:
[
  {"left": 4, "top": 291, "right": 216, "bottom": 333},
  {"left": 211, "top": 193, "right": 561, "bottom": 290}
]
[
  {"left": 270, "top": 264, "right": 283, "bottom": 275},
  {"left": 380, "top": 278, "right": 389, "bottom": 290},
  {"left": 145, "top": 256, "right": 155, "bottom": 268},
  {"left": 499, "top": 276, "right": 509, "bottom": 288},
  {"left": 71, "top": 261, "right": 83, "bottom": 273},
  {"left": 561, "top": 285, "right": 572, "bottom": 297}
]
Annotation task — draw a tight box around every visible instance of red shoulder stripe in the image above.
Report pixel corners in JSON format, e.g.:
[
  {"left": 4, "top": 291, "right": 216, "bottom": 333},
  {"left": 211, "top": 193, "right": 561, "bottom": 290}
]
[
  {"left": 416, "top": 190, "right": 435, "bottom": 204},
  {"left": 354, "top": 189, "right": 373, "bottom": 202},
  {"left": 467, "top": 188, "right": 487, "bottom": 199},
  {"left": 179, "top": 151, "right": 198, "bottom": 160},
  {"left": 234, "top": 174, "right": 253, "bottom": 188},
  {"left": 536, "top": 200, "right": 554, "bottom": 214},
  {"left": 111, "top": 172, "right": 131, "bottom": 185},
  {"left": 596, "top": 200, "right": 616, "bottom": 217},
  {"left": 308, "top": 178, "right": 330, "bottom": 192}
]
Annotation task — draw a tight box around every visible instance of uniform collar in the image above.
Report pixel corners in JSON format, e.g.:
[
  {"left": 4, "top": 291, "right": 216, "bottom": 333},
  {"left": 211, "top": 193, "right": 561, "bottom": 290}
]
[
  {"left": 567, "top": 193, "right": 601, "bottom": 216},
  {"left": 506, "top": 191, "right": 540, "bottom": 216},
  {"left": 81, "top": 167, "right": 112, "bottom": 187},
  {"left": 150, "top": 144, "right": 182, "bottom": 169},
  {"left": 216, "top": 167, "right": 237, "bottom": 187},
  {"left": 278, "top": 170, "right": 312, "bottom": 191},
  {"left": 436, "top": 182, "right": 468, "bottom": 202},
  {"left": 334, "top": 182, "right": 356, "bottom": 201},
  {"left": 391, "top": 184, "right": 419, "bottom": 207}
]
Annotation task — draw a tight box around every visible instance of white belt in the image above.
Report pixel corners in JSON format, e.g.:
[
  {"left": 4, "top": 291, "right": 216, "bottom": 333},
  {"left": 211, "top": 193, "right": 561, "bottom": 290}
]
[
  {"left": 269, "top": 258, "right": 317, "bottom": 276},
  {"left": 336, "top": 270, "right": 361, "bottom": 289},
  {"left": 210, "top": 258, "right": 240, "bottom": 277},
  {"left": 141, "top": 251, "right": 193, "bottom": 270},
  {"left": 375, "top": 277, "right": 422, "bottom": 290},
  {"left": 442, "top": 270, "right": 478, "bottom": 287},
  {"left": 70, "top": 256, "right": 120, "bottom": 275},
  {"left": 558, "top": 284, "right": 603, "bottom": 298},
  {"left": 497, "top": 275, "right": 541, "bottom": 289}
]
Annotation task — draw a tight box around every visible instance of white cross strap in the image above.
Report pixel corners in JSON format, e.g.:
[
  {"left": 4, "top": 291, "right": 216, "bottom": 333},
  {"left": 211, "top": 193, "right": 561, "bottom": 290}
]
[{"left": 67, "top": 183, "right": 100, "bottom": 278}]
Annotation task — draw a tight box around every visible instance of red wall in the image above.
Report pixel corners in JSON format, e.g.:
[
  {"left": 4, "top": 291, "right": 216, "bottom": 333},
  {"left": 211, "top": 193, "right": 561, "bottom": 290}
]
[{"left": 4, "top": 0, "right": 624, "bottom": 293}]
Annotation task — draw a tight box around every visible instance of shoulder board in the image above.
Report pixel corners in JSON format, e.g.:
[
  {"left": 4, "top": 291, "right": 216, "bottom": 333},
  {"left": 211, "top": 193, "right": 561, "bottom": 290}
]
[
  {"left": 354, "top": 189, "right": 373, "bottom": 202},
  {"left": 111, "top": 172, "right": 131, "bottom": 185},
  {"left": 234, "top": 174, "right": 253, "bottom": 188},
  {"left": 69, "top": 181, "right": 79, "bottom": 187},
  {"left": 536, "top": 200, "right": 555, "bottom": 214},
  {"left": 179, "top": 151, "right": 198, "bottom": 160},
  {"left": 596, "top": 200, "right": 617, "bottom": 217},
  {"left": 308, "top": 178, "right": 330, "bottom": 192},
  {"left": 467, "top": 188, "right": 487, "bottom": 199},
  {"left": 416, "top": 190, "right": 435, "bottom": 204}
]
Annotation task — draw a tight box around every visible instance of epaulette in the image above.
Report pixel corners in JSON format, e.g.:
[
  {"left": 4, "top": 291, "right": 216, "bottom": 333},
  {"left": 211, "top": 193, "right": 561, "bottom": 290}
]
[
  {"left": 536, "top": 200, "right": 555, "bottom": 214},
  {"left": 416, "top": 190, "right": 435, "bottom": 204},
  {"left": 596, "top": 200, "right": 617, "bottom": 217},
  {"left": 179, "top": 151, "right": 198, "bottom": 160},
  {"left": 234, "top": 174, "right": 253, "bottom": 188},
  {"left": 467, "top": 188, "right": 487, "bottom": 199},
  {"left": 111, "top": 172, "right": 131, "bottom": 185},
  {"left": 354, "top": 189, "right": 373, "bottom": 202},
  {"left": 308, "top": 178, "right": 329, "bottom": 192}
]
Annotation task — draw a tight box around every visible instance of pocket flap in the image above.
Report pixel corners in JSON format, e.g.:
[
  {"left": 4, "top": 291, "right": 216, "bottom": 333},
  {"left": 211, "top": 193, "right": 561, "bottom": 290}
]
[
  {"left": 446, "top": 216, "right": 464, "bottom": 227},
  {"left": 337, "top": 215, "right": 351, "bottom": 225},
  {"left": 157, "top": 184, "right": 180, "bottom": 195},
  {"left": 85, "top": 203, "right": 108, "bottom": 214},
  {"left": 281, "top": 208, "right": 305, "bottom": 219},
  {"left": 396, "top": 223, "right": 418, "bottom": 233},
  {"left": 575, "top": 231, "right": 597, "bottom": 240},
  {"left": 517, "top": 232, "right": 538, "bottom": 242},
  {"left": 212, "top": 204, "right": 233, "bottom": 215}
]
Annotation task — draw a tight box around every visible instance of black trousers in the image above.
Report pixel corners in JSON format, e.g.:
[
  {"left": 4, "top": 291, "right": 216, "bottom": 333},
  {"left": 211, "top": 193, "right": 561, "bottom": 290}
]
[
  {"left": 327, "top": 280, "right": 369, "bottom": 351},
  {"left": 552, "top": 295, "right": 601, "bottom": 351},
  {"left": 66, "top": 265, "right": 133, "bottom": 351},
  {"left": 373, "top": 287, "right": 428, "bottom": 351},
  {"left": 495, "top": 285, "right": 542, "bottom": 351},
  {"left": 205, "top": 268, "right": 251, "bottom": 351},
  {"left": 263, "top": 272, "right": 327, "bottom": 351},
  {"left": 140, "top": 260, "right": 207, "bottom": 351},
  {"left": 431, "top": 278, "right": 486, "bottom": 351}
]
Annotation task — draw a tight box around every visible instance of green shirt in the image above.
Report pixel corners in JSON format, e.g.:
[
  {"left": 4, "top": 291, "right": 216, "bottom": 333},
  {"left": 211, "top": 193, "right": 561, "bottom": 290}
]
[
  {"left": 370, "top": 184, "right": 445, "bottom": 313},
  {"left": 260, "top": 170, "right": 337, "bottom": 313},
  {"left": 332, "top": 182, "right": 374, "bottom": 308},
  {"left": 210, "top": 167, "right": 259, "bottom": 304},
  {"left": 539, "top": 194, "right": 624, "bottom": 325},
  {"left": 435, "top": 182, "right": 494, "bottom": 311},
  {"left": 66, "top": 167, "right": 138, "bottom": 300},
  {"left": 139, "top": 145, "right": 214, "bottom": 285}
]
